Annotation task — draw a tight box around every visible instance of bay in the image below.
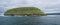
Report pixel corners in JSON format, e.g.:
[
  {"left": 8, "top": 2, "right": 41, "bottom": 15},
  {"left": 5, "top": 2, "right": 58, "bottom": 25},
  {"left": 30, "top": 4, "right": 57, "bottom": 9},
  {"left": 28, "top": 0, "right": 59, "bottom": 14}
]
[{"left": 0, "top": 15, "right": 60, "bottom": 25}]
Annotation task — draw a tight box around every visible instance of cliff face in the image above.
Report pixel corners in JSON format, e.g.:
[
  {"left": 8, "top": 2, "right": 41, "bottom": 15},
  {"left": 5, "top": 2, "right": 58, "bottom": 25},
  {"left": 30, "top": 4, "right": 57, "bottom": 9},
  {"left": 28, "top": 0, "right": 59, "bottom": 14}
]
[{"left": 4, "top": 7, "right": 46, "bottom": 16}]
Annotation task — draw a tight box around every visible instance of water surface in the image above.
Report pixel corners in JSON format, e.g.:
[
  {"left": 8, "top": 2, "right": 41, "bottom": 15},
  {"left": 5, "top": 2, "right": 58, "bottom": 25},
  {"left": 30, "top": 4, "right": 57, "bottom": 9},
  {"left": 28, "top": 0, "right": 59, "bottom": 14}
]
[{"left": 0, "top": 15, "right": 60, "bottom": 25}]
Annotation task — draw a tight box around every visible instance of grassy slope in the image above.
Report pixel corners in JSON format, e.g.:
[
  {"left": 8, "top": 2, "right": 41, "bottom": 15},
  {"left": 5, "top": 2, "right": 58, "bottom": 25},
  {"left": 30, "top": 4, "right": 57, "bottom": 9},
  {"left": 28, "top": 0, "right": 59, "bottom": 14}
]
[{"left": 5, "top": 7, "right": 45, "bottom": 15}]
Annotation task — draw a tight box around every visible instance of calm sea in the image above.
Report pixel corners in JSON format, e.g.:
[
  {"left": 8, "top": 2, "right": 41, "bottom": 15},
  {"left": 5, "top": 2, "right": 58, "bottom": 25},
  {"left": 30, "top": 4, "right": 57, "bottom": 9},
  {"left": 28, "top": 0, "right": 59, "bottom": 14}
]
[{"left": 0, "top": 15, "right": 60, "bottom": 25}]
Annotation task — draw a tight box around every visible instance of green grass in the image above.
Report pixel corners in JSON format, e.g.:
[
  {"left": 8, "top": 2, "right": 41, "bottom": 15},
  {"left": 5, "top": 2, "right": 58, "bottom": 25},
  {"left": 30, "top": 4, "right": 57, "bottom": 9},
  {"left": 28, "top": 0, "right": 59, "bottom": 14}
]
[{"left": 4, "top": 7, "right": 46, "bottom": 16}]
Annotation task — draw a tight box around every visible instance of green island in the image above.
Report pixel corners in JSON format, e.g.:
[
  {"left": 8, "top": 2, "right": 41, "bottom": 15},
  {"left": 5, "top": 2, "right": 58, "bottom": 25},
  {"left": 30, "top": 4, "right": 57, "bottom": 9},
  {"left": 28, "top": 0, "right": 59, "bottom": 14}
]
[{"left": 4, "top": 7, "right": 46, "bottom": 16}]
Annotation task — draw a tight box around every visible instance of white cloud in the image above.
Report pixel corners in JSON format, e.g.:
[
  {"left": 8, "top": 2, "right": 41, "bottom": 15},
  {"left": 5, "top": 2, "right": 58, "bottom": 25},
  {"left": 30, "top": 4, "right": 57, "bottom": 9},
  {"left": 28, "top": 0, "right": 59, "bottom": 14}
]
[{"left": 0, "top": 0, "right": 60, "bottom": 16}]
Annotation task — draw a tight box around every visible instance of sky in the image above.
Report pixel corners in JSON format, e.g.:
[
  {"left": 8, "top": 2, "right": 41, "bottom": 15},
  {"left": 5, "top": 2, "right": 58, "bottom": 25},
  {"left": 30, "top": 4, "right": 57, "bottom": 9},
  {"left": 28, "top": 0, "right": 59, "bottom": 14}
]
[{"left": 0, "top": 0, "right": 60, "bottom": 16}]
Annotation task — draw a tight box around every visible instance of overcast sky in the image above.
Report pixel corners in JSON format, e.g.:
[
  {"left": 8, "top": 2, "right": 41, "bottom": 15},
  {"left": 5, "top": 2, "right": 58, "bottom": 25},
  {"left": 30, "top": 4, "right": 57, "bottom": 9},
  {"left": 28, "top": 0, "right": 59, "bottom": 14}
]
[{"left": 0, "top": 0, "right": 60, "bottom": 16}]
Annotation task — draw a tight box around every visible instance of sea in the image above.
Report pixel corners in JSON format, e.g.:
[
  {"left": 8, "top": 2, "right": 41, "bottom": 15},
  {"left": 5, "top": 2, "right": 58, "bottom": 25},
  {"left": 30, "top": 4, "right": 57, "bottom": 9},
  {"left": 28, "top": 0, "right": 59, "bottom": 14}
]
[{"left": 0, "top": 15, "right": 60, "bottom": 25}]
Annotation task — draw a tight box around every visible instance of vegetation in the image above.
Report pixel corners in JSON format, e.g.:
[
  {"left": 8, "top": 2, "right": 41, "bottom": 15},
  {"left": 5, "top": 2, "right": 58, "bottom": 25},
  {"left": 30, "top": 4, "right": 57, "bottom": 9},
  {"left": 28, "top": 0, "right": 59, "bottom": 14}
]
[{"left": 4, "top": 7, "right": 46, "bottom": 16}]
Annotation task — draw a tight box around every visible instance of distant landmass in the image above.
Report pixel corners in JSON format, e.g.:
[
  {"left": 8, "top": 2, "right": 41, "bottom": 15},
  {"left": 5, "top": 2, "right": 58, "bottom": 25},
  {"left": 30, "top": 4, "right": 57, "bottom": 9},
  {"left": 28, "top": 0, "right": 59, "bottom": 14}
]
[
  {"left": 4, "top": 7, "right": 46, "bottom": 16},
  {"left": 46, "top": 13, "right": 60, "bottom": 15}
]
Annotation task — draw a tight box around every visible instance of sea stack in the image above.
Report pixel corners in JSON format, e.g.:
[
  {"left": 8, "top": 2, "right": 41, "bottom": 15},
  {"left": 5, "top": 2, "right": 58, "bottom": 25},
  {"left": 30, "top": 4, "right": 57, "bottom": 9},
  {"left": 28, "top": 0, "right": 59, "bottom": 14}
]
[{"left": 4, "top": 7, "right": 46, "bottom": 16}]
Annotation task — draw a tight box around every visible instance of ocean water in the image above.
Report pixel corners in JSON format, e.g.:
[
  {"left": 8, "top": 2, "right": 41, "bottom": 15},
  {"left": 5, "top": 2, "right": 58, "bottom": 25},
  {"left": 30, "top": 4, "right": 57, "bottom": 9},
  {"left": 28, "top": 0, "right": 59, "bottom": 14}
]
[{"left": 0, "top": 15, "right": 60, "bottom": 25}]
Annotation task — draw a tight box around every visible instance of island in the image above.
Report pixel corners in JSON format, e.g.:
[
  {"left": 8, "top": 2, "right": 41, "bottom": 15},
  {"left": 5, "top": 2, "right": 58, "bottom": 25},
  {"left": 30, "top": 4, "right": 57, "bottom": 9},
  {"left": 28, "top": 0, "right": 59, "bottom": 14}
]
[{"left": 4, "top": 7, "right": 46, "bottom": 16}]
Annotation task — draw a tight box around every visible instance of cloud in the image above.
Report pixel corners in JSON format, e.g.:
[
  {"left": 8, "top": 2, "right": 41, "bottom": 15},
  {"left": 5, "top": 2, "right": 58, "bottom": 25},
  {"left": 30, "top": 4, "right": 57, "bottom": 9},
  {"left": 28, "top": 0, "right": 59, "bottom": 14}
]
[
  {"left": 0, "top": 0, "right": 60, "bottom": 16},
  {"left": 45, "top": 4, "right": 60, "bottom": 13}
]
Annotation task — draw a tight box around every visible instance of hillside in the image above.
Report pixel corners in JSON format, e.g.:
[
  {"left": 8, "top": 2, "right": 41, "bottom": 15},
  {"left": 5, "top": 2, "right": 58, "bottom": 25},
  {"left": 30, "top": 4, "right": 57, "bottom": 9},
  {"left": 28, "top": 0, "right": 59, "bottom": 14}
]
[{"left": 4, "top": 7, "right": 46, "bottom": 16}]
